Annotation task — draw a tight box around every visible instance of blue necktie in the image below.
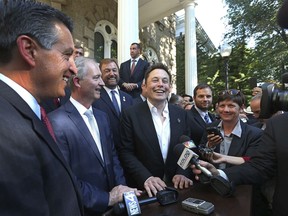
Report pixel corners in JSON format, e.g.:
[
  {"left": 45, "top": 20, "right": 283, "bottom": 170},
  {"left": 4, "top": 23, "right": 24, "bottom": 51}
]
[
  {"left": 111, "top": 90, "right": 120, "bottom": 115},
  {"left": 204, "top": 113, "right": 211, "bottom": 124}
]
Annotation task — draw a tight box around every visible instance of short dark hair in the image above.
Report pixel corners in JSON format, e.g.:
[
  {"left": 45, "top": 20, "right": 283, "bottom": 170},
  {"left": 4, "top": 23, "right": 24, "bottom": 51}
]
[
  {"left": 182, "top": 94, "right": 193, "bottom": 102},
  {"left": 144, "top": 63, "right": 171, "bottom": 84},
  {"left": 131, "top": 42, "right": 141, "bottom": 49},
  {"left": 193, "top": 83, "right": 213, "bottom": 97},
  {"left": 0, "top": 0, "right": 73, "bottom": 64}
]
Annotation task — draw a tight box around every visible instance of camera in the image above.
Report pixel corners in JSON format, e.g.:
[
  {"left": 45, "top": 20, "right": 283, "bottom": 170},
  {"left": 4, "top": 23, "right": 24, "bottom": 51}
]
[{"left": 260, "top": 82, "right": 288, "bottom": 118}]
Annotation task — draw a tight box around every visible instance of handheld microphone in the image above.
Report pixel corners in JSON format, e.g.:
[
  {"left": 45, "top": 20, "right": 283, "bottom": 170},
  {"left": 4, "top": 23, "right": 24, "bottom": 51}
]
[{"left": 174, "top": 136, "right": 212, "bottom": 177}]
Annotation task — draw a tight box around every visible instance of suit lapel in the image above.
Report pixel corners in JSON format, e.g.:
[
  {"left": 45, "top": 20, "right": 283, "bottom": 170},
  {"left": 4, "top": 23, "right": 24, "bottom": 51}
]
[
  {"left": 100, "top": 89, "right": 119, "bottom": 118},
  {"left": 191, "top": 107, "right": 206, "bottom": 128},
  {"left": 65, "top": 102, "right": 105, "bottom": 167}
]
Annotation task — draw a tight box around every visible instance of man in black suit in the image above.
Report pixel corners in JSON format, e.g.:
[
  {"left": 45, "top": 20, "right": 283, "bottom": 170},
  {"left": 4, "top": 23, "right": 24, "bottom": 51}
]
[
  {"left": 119, "top": 63, "right": 193, "bottom": 197},
  {"left": 119, "top": 43, "right": 149, "bottom": 98},
  {"left": 187, "top": 83, "right": 216, "bottom": 145},
  {"left": 0, "top": 1, "right": 82, "bottom": 215},
  {"left": 192, "top": 2, "right": 288, "bottom": 214},
  {"left": 93, "top": 58, "right": 133, "bottom": 149}
]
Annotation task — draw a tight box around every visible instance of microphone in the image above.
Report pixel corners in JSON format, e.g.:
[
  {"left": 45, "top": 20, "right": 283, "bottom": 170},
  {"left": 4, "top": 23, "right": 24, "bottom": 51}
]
[
  {"left": 174, "top": 135, "right": 212, "bottom": 179},
  {"left": 113, "top": 187, "right": 178, "bottom": 215},
  {"left": 174, "top": 136, "right": 234, "bottom": 196}
]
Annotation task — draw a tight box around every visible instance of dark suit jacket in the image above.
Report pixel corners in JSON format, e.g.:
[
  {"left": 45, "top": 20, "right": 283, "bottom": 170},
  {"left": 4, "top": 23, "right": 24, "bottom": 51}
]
[
  {"left": 118, "top": 101, "right": 192, "bottom": 188},
  {"left": 119, "top": 58, "right": 149, "bottom": 98},
  {"left": 48, "top": 101, "right": 126, "bottom": 215},
  {"left": 224, "top": 113, "right": 288, "bottom": 215},
  {"left": 0, "top": 81, "right": 83, "bottom": 216},
  {"left": 200, "top": 120, "right": 263, "bottom": 168},
  {"left": 187, "top": 106, "right": 216, "bottom": 145},
  {"left": 92, "top": 88, "right": 133, "bottom": 149}
]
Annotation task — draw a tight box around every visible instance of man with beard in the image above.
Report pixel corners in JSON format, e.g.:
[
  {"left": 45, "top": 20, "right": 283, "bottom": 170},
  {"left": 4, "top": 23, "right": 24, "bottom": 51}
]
[
  {"left": 187, "top": 83, "right": 216, "bottom": 145},
  {"left": 93, "top": 58, "right": 133, "bottom": 149}
]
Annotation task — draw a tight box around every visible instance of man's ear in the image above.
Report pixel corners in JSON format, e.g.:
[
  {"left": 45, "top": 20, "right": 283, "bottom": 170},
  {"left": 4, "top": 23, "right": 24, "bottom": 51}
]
[
  {"left": 16, "top": 35, "right": 38, "bottom": 67},
  {"left": 72, "top": 76, "right": 81, "bottom": 88}
]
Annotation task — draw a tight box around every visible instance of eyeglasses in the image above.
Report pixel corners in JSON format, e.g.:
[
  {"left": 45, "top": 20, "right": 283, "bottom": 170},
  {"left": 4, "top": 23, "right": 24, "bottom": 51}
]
[{"left": 218, "top": 89, "right": 241, "bottom": 96}]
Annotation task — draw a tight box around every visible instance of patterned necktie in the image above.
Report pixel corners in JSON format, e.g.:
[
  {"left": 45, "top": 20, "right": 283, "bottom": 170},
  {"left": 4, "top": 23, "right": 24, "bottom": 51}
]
[
  {"left": 111, "top": 90, "right": 120, "bottom": 116},
  {"left": 131, "top": 59, "right": 136, "bottom": 75},
  {"left": 204, "top": 113, "right": 211, "bottom": 124},
  {"left": 40, "top": 106, "right": 56, "bottom": 142}
]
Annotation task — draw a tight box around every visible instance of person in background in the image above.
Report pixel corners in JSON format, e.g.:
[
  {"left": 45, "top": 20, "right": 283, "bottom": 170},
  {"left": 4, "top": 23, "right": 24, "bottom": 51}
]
[
  {"left": 49, "top": 57, "right": 140, "bottom": 215},
  {"left": 0, "top": 1, "right": 83, "bottom": 215},
  {"left": 118, "top": 43, "right": 149, "bottom": 98},
  {"left": 169, "top": 93, "right": 185, "bottom": 108},
  {"left": 133, "top": 79, "right": 148, "bottom": 104},
  {"left": 187, "top": 83, "right": 216, "bottom": 145},
  {"left": 92, "top": 58, "right": 133, "bottom": 149},
  {"left": 74, "top": 44, "right": 84, "bottom": 58},
  {"left": 182, "top": 93, "right": 194, "bottom": 109},
  {"left": 119, "top": 63, "right": 193, "bottom": 197}
]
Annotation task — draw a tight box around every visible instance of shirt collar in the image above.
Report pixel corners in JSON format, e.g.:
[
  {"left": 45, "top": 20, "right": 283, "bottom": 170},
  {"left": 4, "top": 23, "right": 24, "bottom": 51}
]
[
  {"left": 147, "top": 99, "right": 169, "bottom": 116},
  {"left": 0, "top": 73, "right": 41, "bottom": 119},
  {"left": 103, "top": 86, "right": 119, "bottom": 95},
  {"left": 70, "top": 97, "right": 92, "bottom": 115},
  {"left": 218, "top": 119, "right": 242, "bottom": 138},
  {"left": 194, "top": 105, "right": 209, "bottom": 118}
]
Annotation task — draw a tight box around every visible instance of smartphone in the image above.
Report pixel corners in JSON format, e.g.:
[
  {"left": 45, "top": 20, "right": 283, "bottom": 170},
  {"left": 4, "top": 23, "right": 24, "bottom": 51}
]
[
  {"left": 206, "top": 126, "right": 223, "bottom": 139},
  {"left": 182, "top": 198, "right": 214, "bottom": 215}
]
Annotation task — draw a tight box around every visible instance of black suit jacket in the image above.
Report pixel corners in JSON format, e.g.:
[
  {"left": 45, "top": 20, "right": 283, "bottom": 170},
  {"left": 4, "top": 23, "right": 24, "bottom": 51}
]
[
  {"left": 118, "top": 102, "right": 192, "bottom": 188},
  {"left": 92, "top": 88, "right": 133, "bottom": 149},
  {"left": 119, "top": 58, "right": 149, "bottom": 98},
  {"left": 224, "top": 113, "right": 288, "bottom": 215},
  {"left": 187, "top": 106, "right": 216, "bottom": 145},
  {"left": 0, "top": 81, "right": 83, "bottom": 216}
]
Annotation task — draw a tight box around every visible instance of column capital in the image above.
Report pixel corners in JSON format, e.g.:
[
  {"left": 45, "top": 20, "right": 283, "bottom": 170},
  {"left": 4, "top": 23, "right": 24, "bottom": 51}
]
[{"left": 181, "top": 0, "right": 197, "bottom": 8}]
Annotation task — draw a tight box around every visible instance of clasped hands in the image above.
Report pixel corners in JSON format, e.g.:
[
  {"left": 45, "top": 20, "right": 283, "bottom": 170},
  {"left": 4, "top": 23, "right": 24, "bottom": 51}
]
[{"left": 122, "top": 82, "right": 138, "bottom": 91}]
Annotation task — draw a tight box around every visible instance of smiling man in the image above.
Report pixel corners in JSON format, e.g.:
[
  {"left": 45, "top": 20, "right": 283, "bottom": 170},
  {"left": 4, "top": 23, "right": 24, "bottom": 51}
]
[
  {"left": 0, "top": 1, "right": 82, "bottom": 215},
  {"left": 48, "top": 57, "right": 140, "bottom": 215},
  {"left": 119, "top": 63, "right": 193, "bottom": 197},
  {"left": 93, "top": 58, "right": 133, "bottom": 149}
]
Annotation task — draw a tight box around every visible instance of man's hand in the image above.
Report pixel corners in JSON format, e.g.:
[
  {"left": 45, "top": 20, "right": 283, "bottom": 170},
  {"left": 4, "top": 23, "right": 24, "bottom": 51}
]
[
  {"left": 108, "top": 185, "right": 142, "bottom": 206},
  {"left": 172, "top": 174, "right": 193, "bottom": 189},
  {"left": 191, "top": 160, "right": 219, "bottom": 181},
  {"left": 144, "top": 176, "right": 167, "bottom": 197}
]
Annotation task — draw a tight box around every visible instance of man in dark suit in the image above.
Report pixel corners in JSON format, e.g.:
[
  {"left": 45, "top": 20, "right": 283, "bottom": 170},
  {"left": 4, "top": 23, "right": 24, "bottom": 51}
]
[
  {"left": 93, "top": 58, "right": 133, "bottom": 149},
  {"left": 119, "top": 63, "right": 193, "bottom": 198},
  {"left": 0, "top": 1, "right": 83, "bottom": 215},
  {"left": 187, "top": 83, "right": 216, "bottom": 145},
  {"left": 119, "top": 43, "right": 149, "bottom": 98},
  {"left": 49, "top": 57, "right": 140, "bottom": 215}
]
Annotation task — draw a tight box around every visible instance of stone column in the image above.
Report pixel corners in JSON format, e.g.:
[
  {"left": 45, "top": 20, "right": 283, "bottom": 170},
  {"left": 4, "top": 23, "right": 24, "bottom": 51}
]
[
  {"left": 117, "top": 0, "right": 139, "bottom": 64},
  {"left": 183, "top": 0, "right": 197, "bottom": 95}
]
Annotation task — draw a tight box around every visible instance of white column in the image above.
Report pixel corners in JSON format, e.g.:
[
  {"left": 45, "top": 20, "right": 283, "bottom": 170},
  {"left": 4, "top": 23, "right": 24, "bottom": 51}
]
[
  {"left": 184, "top": 0, "right": 197, "bottom": 96},
  {"left": 105, "top": 40, "right": 112, "bottom": 58},
  {"left": 117, "top": 0, "right": 139, "bottom": 64}
]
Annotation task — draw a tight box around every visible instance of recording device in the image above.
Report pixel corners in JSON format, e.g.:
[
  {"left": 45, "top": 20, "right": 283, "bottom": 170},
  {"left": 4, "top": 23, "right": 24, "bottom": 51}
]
[
  {"left": 206, "top": 126, "right": 223, "bottom": 139},
  {"left": 174, "top": 135, "right": 234, "bottom": 197},
  {"left": 182, "top": 198, "right": 214, "bottom": 215},
  {"left": 113, "top": 187, "right": 178, "bottom": 215},
  {"left": 260, "top": 76, "right": 288, "bottom": 118}
]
